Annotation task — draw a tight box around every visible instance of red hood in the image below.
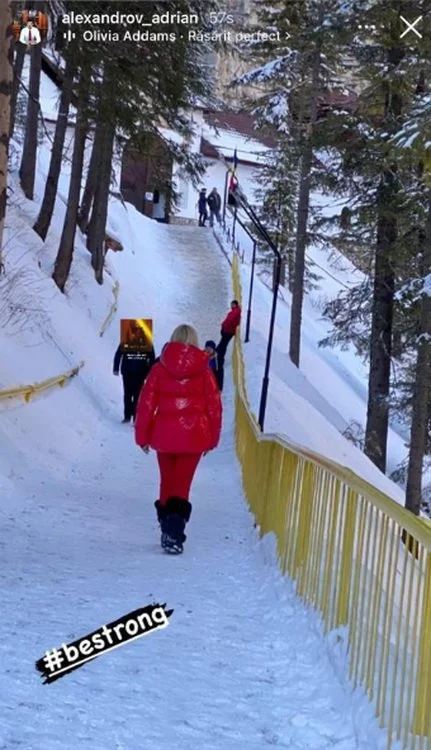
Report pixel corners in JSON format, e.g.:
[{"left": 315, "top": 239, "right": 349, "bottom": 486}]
[{"left": 160, "top": 342, "right": 209, "bottom": 380}]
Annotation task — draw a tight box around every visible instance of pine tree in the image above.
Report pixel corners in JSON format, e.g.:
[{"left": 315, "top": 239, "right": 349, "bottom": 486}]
[
  {"left": 253, "top": 132, "right": 299, "bottom": 292},
  {"left": 316, "top": 0, "right": 429, "bottom": 473},
  {"left": 33, "top": 54, "right": 76, "bottom": 240},
  {"left": 18, "top": 40, "right": 42, "bottom": 199},
  {"left": 81, "top": 0, "right": 220, "bottom": 283},
  {"left": 78, "top": 117, "right": 104, "bottom": 233},
  {"left": 9, "top": 36, "right": 25, "bottom": 139},
  {"left": 50, "top": 0, "right": 220, "bottom": 288},
  {"left": 361, "top": 7, "right": 407, "bottom": 472},
  {"left": 234, "top": 0, "right": 352, "bottom": 366},
  {"left": 0, "top": 0, "right": 13, "bottom": 269},
  {"left": 52, "top": 66, "right": 90, "bottom": 292},
  {"left": 289, "top": 45, "right": 321, "bottom": 366},
  {"left": 86, "top": 93, "right": 116, "bottom": 283},
  {"left": 405, "top": 199, "right": 431, "bottom": 515},
  {"left": 392, "top": 63, "right": 431, "bottom": 513}
]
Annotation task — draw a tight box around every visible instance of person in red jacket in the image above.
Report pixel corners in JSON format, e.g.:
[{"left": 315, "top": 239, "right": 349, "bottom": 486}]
[
  {"left": 135, "top": 324, "right": 222, "bottom": 554},
  {"left": 216, "top": 300, "right": 241, "bottom": 366}
]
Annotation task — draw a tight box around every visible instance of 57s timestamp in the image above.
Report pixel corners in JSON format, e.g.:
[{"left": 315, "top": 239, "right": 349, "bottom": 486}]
[{"left": 207, "top": 11, "right": 235, "bottom": 25}]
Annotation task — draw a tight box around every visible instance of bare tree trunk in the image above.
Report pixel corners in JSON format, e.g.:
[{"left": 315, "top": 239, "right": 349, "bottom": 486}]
[
  {"left": 9, "top": 39, "right": 25, "bottom": 139},
  {"left": 19, "top": 42, "right": 42, "bottom": 200},
  {"left": 405, "top": 201, "right": 431, "bottom": 515},
  {"left": 289, "top": 49, "right": 320, "bottom": 367},
  {"left": 364, "top": 41, "right": 403, "bottom": 472},
  {"left": 78, "top": 117, "right": 104, "bottom": 233},
  {"left": 33, "top": 56, "right": 75, "bottom": 240},
  {"left": 273, "top": 256, "right": 286, "bottom": 289},
  {"left": 287, "top": 249, "right": 295, "bottom": 293},
  {"left": 52, "top": 86, "right": 88, "bottom": 292},
  {"left": 0, "top": 1, "right": 14, "bottom": 270},
  {"left": 364, "top": 179, "right": 397, "bottom": 471},
  {"left": 86, "top": 121, "right": 115, "bottom": 284}
]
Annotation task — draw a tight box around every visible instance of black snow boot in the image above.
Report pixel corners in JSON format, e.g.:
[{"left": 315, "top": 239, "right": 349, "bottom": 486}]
[
  {"left": 160, "top": 497, "right": 192, "bottom": 555},
  {"left": 154, "top": 500, "right": 165, "bottom": 527}
]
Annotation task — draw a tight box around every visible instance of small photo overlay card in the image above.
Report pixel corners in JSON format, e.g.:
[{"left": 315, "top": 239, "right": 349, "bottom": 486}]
[
  {"left": 12, "top": 9, "right": 49, "bottom": 45},
  {"left": 120, "top": 319, "right": 153, "bottom": 353}
]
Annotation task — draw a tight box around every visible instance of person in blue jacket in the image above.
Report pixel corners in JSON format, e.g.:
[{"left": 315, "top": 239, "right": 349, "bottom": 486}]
[
  {"left": 205, "top": 340, "right": 223, "bottom": 391},
  {"left": 113, "top": 331, "right": 156, "bottom": 423}
]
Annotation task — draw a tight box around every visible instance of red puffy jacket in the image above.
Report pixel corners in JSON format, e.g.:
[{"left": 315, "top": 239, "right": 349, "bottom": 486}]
[
  {"left": 135, "top": 342, "right": 222, "bottom": 453},
  {"left": 221, "top": 306, "right": 241, "bottom": 335}
]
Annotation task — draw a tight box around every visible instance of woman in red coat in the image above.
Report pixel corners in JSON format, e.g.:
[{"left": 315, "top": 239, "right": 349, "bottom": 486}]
[
  {"left": 135, "top": 324, "right": 222, "bottom": 554},
  {"left": 216, "top": 299, "right": 241, "bottom": 365}
]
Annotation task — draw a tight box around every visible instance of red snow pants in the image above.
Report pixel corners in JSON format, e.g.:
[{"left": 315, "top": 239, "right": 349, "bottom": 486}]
[{"left": 156, "top": 452, "right": 202, "bottom": 504}]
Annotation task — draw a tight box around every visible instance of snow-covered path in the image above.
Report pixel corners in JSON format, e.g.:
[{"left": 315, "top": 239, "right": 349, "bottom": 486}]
[{"left": 1, "top": 226, "right": 386, "bottom": 750}]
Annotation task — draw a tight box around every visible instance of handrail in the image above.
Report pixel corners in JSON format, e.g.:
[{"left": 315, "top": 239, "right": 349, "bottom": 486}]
[
  {"left": 228, "top": 229, "right": 431, "bottom": 546},
  {"left": 230, "top": 252, "right": 431, "bottom": 749},
  {"left": 0, "top": 362, "right": 84, "bottom": 403},
  {"left": 0, "top": 273, "right": 118, "bottom": 404},
  {"left": 99, "top": 279, "right": 119, "bottom": 337},
  {"left": 243, "top": 420, "right": 431, "bottom": 551}
]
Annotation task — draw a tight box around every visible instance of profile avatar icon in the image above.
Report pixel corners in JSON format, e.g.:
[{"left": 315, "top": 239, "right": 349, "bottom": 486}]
[
  {"left": 19, "top": 19, "right": 42, "bottom": 46},
  {"left": 12, "top": 10, "right": 48, "bottom": 47}
]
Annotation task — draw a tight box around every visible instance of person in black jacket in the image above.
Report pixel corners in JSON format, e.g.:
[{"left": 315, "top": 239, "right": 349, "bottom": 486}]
[
  {"left": 207, "top": 188, "right": 222, "bottom": 227},
  {"left": 197, "top": 188, "right": 208, "bottom": 227},
  {"left": 113, "top": 336, "right": 156, "bottom": 423}
]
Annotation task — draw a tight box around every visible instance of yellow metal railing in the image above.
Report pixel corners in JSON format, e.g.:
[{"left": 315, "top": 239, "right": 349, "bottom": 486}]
[
  {"left": 0, "top": 362, "right": 84, "bottom": 403},
  {"left": 0, "top": 274, "right": 118, "bottom": 403},
  {"left": 231, "top": 253, "right": 431, "bottom": 750},
  {"left": 99, "top": 279, "right": 119, "bottom": 337}
]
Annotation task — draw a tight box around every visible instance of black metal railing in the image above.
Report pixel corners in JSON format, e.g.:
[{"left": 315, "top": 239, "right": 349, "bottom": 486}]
[{"left": 219, "top": 175, "right": 281, "bottom": 432}]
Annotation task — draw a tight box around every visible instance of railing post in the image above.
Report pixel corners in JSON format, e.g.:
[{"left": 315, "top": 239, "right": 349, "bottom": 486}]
[
  {"left": 245, "top": 240, "right": 257, "bottom": 343},
  {"left": 293, "top": 462, "right": 314, "bottom": 591},
  {"left": 258, "top": 253, "right": 281, "bottom": 431},
  {"left": 232, "top": 205, "right": 237, "bottom": 248},
  {"left": 334, "top": 488, "right": 357, "bottom": 627},
  {"left": 412, "top": 552, "right": 431, "bottom": 737},
  {"left": 321, "top": 479, "right": 342, "bottom": 631},
  {"left": 222, "top": 168, "right": 229, "bottom": 226}
]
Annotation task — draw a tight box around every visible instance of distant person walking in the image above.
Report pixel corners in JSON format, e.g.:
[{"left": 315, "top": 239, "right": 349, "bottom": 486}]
[
  {"left": 216, "top": 300, "right": 241, "bottom": 365},
  {"left": 135, "top": 324, "right": 222, "bottom": 554},
  {"left": 197, "top": 188, "right": 208, "bottom": 227},
  {"left": 207, "top": 187, "right": 222, "bottom": 227},
  {"left": 113, "top": 331, "right": 156, "bottom": 423}
]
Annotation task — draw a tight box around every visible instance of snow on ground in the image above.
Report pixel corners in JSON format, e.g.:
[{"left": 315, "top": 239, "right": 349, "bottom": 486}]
[
  {"left": 0, "top": 146, "right": 392, "bottom": 747},
  {"left": 214, "top": 216, "right": 408, "bottom": 505},
  {"left": 38, "top": 64, "right": 63, "bottom": 121}
]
